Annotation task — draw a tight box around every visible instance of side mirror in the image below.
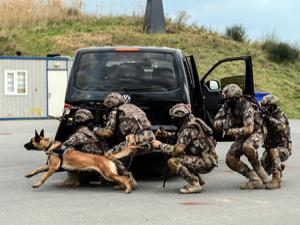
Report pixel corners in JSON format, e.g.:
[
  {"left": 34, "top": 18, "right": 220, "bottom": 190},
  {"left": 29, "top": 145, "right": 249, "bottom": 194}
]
[{"left": 206, "top": 80, "right": 220, "bottom": 91}]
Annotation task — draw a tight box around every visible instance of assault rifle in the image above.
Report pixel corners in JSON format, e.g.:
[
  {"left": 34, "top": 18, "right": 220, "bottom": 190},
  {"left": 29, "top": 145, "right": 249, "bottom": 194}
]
[
  {"left": 222, "top": 112, "right": 232, "bottom": 137},
  {"left": 157, "top": 126, "right": 176, "bottom": 188}
]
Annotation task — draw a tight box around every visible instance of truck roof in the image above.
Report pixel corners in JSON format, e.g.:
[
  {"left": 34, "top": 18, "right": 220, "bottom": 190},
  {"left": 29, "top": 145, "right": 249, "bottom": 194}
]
[{"left": 75, "top": 46, "right": 183, "bottom": 55}]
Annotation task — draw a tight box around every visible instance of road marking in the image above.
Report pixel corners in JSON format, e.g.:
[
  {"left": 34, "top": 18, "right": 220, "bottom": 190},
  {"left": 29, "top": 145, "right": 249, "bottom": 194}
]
[
  {"left": 216, "top": 198, "right": 233, "bottom": 203},
  {"left": 250, "top": 200, "right": 270, "bottom": 205},
  {"left": 0, "top": 132, "right": 12, "bottom": 135},
  {"left": 180, "top": 201, "right": 211, "bottom": 205}
]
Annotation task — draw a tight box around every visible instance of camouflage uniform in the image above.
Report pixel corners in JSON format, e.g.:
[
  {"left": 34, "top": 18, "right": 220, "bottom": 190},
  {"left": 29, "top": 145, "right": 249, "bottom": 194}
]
[
  {"left": 213, "top": 84, "right": 269, "bottom": 189},
  {"left": 158, "top": 103, "right": 217, "bottom": 194},
  {"left": 260, "top": 94, "right": 292, "bottom": 189},
  {"left": 103, "top": 103, "right": 155, "bottom": 168},
  {"left": 96, "top": 93, "right": 155, "bottom": 187},
  {"left": 59, "top": 109, "right": 109, "bottom": 187},
  {"left": 62, "top": 126, "right": 107, "bottom": 155}
]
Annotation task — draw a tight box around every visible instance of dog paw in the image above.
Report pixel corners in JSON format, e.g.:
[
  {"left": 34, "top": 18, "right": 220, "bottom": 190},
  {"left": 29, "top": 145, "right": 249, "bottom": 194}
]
[
  {"left": 32, "top": 183, "right": 41, "bottom": 188},
  {"left": 124, "top": 187, "right": 132, "bottom": 194},
  {"left": 25, "top": 174, "right": 32, "bottom": 178}
]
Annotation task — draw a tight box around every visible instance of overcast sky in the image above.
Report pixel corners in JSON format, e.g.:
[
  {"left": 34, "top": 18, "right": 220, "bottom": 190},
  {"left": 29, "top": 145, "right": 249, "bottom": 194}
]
[{"left": 83, "top": 0, "right": 300, "bottom": 44}]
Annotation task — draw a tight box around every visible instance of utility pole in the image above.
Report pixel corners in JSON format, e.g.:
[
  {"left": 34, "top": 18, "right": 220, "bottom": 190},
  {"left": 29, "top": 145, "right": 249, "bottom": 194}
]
[{"left": 143, "top": 0, "right": 166, "bottom": 33}]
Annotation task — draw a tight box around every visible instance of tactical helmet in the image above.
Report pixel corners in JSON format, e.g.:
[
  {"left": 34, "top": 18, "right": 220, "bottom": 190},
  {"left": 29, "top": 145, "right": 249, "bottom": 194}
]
[
  {"left": 222, "top": 84, "right": 243, "bottom": 100},
  {"left": 169, "top": 103, "right": 191, "bottom": 118},
  {"left": 261, "top": 94, "right": 280, "bottom": 107},
  {"left": 74, "top": 109, "right": 94, "bottom": 123},
  {"left": 103, "top": 92, "right": 125, "bottom": 108}
]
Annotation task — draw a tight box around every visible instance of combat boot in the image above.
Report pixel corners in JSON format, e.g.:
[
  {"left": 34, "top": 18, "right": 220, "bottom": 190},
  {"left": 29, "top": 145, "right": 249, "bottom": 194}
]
[
  {"left": 58, "top": 172, "right": 80, "bottom": 187},
  {"left": 256, "top": 167, "right": 270, "bottom": 184},
  {"left": 265, "top": 170, "right": 281, "bottom": 189},
  {"left": 180, "top": 182, "right": 202, "bottom": 194},
  {"left": 182, "top": 180, "right": 203, "bottom": 190},
  {"left": 114, "top": 171, "right": 137, "bottom": 190},
  {"left": 240, "top": 170, "right": 263, "bottom": 190},
  {"left": 125, "top": 171, "right": 137, "bottom": 189}
]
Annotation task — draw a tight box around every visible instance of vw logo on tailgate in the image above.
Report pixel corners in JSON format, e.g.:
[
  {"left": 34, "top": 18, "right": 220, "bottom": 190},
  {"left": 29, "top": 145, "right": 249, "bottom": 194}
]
[{"left": 122, "top": 94, "right": 131, "bottom": 103}]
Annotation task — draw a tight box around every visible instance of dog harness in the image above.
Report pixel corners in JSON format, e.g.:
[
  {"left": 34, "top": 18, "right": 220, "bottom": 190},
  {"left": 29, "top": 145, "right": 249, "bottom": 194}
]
[{"left": 46, "top": 147, "right": 69, "bottom": 171}]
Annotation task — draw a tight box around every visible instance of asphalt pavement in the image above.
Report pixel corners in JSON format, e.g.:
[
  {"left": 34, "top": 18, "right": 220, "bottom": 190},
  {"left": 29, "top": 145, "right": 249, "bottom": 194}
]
[{"left": 0, "top": 119, "right": 300, "bottom": 225}]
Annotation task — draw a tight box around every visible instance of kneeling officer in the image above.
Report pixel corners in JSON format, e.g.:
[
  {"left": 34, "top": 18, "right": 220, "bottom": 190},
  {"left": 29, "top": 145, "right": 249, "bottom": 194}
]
[
  {"left": 152, "top": 103, "right": 217, "bottom": 194},
  {"left": 260, "top": 94, "right": 292, "bottom": 189}
]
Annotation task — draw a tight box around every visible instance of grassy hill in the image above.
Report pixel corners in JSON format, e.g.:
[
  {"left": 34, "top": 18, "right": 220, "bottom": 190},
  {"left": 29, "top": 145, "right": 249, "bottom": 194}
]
[{"left": 0, "top": 15, "right": 299, "bottom": 118}]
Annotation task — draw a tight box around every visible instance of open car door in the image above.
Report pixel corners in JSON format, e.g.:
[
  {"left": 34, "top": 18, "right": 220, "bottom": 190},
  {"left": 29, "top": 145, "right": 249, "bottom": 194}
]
[{"left": 199, "top": 56, "right": 255, "bottom": 138}]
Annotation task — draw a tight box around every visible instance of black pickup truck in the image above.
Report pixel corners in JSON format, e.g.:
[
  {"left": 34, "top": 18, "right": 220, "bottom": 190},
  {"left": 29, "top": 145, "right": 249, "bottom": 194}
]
[{"left": 55, "top": 46, "right": 254, "bottom": 145}]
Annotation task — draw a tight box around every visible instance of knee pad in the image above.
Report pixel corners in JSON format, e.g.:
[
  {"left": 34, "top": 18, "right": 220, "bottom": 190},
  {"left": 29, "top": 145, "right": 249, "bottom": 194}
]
[
  {"left": 226, "top": 154, "right": 238, "bottom": 171},
  {"left": 268, "top": 148, "right": 279, "bottom": 160},
  {"left": 167, "top": 157, "right": 180, "bottom": 173},
  {"left": 242, "top": 143, "right": 257, "bottom": 160}
]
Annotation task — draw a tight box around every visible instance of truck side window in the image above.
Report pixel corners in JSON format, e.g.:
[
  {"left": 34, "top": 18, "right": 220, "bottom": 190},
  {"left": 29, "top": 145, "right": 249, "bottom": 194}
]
[
  {"left": 204, "top": 60, "right": 246, "bottom": 91},
  {"left": 183, "top": 59, "right": 194, "bottom": 89}
]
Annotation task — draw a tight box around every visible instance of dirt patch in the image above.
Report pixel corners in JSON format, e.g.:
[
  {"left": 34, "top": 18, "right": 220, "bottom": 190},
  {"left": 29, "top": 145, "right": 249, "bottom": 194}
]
[{"left": 52, "top": 33, "right": 112, "bottom": 51}]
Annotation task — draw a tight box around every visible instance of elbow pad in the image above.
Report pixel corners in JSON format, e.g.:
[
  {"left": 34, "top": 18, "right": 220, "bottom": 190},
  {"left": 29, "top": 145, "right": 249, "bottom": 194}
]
[{"left": 172, "top": 143, "right": 186, "bottom": 157}]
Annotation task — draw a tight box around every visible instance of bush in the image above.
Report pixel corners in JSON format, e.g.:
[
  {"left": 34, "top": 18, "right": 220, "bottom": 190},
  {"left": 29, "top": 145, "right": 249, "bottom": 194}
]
[
  {"left": 172, "top": 10, "right": 190, "bottom": 31},
  {"left": 225, "top": 24, "right": 246, "bottom": 42},
  {"left": 262, "top": 40, "right": 299, "bottom": 63}
]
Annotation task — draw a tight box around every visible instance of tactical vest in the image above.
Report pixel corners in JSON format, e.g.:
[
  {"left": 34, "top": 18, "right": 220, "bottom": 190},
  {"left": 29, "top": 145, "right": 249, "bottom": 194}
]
[
  {"left": 227, "top": 97, "right": 263, "bottom": 133},
  {"left": 117, "top": 103, "right": 151, "bottom": 137},
  {"left": 264, "top": 110, "right": 291, "bottom": 149},
  {"left": 178, "top": 115, "right": 216, "bottom": 155},
  {"left": 75, "top": 126, "right": 106, "bottom": 154}
]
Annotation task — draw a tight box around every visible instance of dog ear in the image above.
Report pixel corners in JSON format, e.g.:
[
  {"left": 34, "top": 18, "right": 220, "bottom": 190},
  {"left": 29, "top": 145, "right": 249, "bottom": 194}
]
[
  {"left": 40, "top": 129, "right": 44, "bottom": 137},
  {"left": 35, "top": 130, "right": 40, "bottom": 142}
]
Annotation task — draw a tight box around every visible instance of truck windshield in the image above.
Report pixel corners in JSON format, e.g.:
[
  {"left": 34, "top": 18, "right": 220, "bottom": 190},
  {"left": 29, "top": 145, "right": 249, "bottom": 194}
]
[{"left": 75, "top": 51, "right": 179, "bottom": 92}]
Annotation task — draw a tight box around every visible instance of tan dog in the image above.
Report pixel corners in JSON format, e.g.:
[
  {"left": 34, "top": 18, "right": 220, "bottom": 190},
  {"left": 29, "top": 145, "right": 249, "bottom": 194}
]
[{"left": 24, "top": 130, "right": 138, "bottom": 193}]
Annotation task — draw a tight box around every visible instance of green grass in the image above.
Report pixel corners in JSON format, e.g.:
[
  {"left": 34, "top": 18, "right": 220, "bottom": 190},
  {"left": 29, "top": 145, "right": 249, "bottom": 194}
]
[{"left": 1, "top": 16, "right": 299, "bottom": 118}]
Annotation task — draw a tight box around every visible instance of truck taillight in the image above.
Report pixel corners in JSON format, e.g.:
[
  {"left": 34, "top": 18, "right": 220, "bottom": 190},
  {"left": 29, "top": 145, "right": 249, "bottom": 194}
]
[
  {"left": 114, "top": 47, "right": 140, "bottom": 52},
  {"left": 64, "top": 103, "right": 72, "bottom": 109}
]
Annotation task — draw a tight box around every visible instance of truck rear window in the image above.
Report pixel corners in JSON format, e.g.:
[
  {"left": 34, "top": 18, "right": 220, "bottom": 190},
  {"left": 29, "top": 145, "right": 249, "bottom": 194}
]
[{"left": 74, "top": 51, "right": 179, "bottom": 92}]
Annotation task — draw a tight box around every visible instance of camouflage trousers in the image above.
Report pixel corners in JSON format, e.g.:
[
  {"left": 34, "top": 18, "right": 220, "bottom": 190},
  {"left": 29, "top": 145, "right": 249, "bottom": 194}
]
[
  {"left": 65, "top": 140, "right": 108, "bottom": 156},
  {"left": 261, "top": 147, "right": 291, "bottom": 174},
  {"left": 168, "top": 155, "right": 216, "bottom": 184},
  {"left": 109, "top": 129, "right": 155, "bottom": 170},
  {"left": 226, "top": 132, "right": 264, "bottom": 177}
]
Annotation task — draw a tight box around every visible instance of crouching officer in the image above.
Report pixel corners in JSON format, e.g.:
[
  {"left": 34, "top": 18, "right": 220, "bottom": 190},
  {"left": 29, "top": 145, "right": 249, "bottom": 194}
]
[
  {"left": 95, "top": 92, "right": 155, "bottom": 186},
  {"left": 152, "top": 103, "right": 218, "bottom": 194},
  {"left": 213, "top": 84, "right": 270, "bottom": 189},
  {"left": 59, "top": 109, "right": 108, "bottom": 187},
  {"left": 260, "top": 94, "right": 292, "bottom": 189}
]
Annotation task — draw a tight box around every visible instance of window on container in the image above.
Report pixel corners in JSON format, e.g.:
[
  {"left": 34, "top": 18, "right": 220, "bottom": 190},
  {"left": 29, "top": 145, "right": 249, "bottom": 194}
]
[
  {"left": 17, "top": 71, "right": 26, "bottom": 94},
  {"left": 5, "top": 70, "right": 28, "bottom": 95}
]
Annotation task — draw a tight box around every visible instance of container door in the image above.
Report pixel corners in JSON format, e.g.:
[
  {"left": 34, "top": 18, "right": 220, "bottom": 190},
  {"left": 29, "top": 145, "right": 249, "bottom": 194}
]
[{"left": 48, "top": 70, "right": 68, "bottom": 117}]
